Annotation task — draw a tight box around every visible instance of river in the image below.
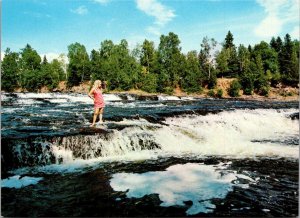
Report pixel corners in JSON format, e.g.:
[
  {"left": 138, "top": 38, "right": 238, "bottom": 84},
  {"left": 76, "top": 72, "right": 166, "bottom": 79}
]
[{"left": 1, "top": 92, "right": 299, "bottom": 217}]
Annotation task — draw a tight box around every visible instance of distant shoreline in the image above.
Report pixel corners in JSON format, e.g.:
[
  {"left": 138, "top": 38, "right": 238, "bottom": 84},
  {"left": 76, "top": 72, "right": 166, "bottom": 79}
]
[
  {"left": 6, "top": 79, "right": 299, "bottom": 102},
  {"left": 4, "top": 89, "right": 299, "bottom": 102}
]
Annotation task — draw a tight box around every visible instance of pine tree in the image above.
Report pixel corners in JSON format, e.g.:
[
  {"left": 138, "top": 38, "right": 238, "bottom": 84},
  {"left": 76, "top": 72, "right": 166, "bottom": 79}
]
[
  {"left": 224, "top": 31, "right": 234, "bottom": 49},
  {"left": 279, "top": 34, "right": 298, "bottom": 84}
]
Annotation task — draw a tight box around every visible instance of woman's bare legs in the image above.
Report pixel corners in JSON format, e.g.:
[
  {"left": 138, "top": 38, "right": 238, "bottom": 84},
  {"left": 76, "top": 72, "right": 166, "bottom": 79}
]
[
  {"left": 98, "top": 108, "right": 104, "bottom": 124},
  {"left": 91, "top": 108, "right": 100, "bottom": 127}
]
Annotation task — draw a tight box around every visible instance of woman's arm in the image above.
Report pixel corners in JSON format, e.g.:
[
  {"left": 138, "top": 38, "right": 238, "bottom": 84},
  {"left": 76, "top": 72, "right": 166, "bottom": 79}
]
[{"left": 88, "top": 88, "right": 95, "bottom": 100}]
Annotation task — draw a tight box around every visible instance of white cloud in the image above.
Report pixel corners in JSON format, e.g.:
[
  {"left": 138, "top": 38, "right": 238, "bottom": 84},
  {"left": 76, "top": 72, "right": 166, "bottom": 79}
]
[
  {"left": 290, "top": 26, "right": 299, "bottom": 39},
  {"left": 146, "top": 26, "right": 161, "bottom": 36},
  {"left": 255, "top": 15, "right": 283, "bottom": 37},
  {"left": 255, "top": 0, "right": 299, "bottom": 38},
  {"left": 136, "top": 0, "right": 175, "bottom": 26},
  {"left": 41, "top": 53, "right": 69, "bottom": 64},
  {"left": 71, "top": 6, "right": 88, "bottom": 15},
  {"left": 1, "top": 51, "right": 5, "bottom": 61}
]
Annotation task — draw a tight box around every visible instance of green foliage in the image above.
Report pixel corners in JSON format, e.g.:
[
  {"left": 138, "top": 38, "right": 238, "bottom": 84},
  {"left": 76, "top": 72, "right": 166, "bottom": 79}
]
[
  {"left": 19, "top": 59, "right": 62, "bottom": 91},
  {"left": 207, "top": 89, "right": 215, "bottom": 97},
  {"left": 51, "top": 59, "right": 66, "bottom": 81},
  {"left": 270, "top": 37, "right": 283, "bottom": 53},
  {"left": 1, "top": 48, "right": 20, "bottom": 91},
  {"left": 157, "top": 32, "right": 184, "bottom": 89},
  {"left": 252, "top": 41, "right": 279, "bottom": 74},
  {"left": 259, "top": 86, "right": 269, "bottom": 96},
  {"left": 67, "top": 42, "right": 90, "bottom": 87},
  {"left": 182, "top": 50, "right": 203, "bottom": 93},
  {"left": 216, "top": 89, "right": 223, "bottom": 98},
  {"left": 2, "top": 31, "right": 298, "bottom": 95},
  {"left": 237, "top": 44, "right": 250, "bottom": 75},
  {"left": 280, "top": 91, "right": 293, "bottom": 97},
  {"left": 224, "top": 31, "right": 234, "bottom": 49},
  {"left": 20, "top": 70, "right": 43, "bottom": 91},
  {"left": 228, "top": 80, "right": 241, "bottom": 97},
  {"left": 270, "top": 71, "right": 281, "bottom": 86},
  {"left": 140, "top": 40, "right": 156, "bottom": 74},
  {"left": 199, "top": 37, "right": 217, "bottom": 80},
  {"left": 2, "top": 45, "right": 62, "bottom": 92},
  {"left": 91, "top": 39, "right": 141, "bottom": 91},
  {"left": 20, "top": 44, "right": 41, "bottom": 71},
  {"left": 279, "top": 34, "right": 299, "bottom": 85},
  {"left": 141, "top": 73, "right": 157, "bottom": 93},
  {"left": 163, "top": 86, "right": 174, "bottom": 95},
  {"left": 215, "top": 31, "right": 239, "bottom": 77},
  {"left": 254, "top": 74, "right": 270, "bottom": 96},
  {"left": 207, "top": 71, "right": 217, "bottom": 89},
  {"left": 239, "top": 72, "right": 254, "bottom": 95},
  {"left": 215, "top": 48, "right": 230, "bottom": 76}
]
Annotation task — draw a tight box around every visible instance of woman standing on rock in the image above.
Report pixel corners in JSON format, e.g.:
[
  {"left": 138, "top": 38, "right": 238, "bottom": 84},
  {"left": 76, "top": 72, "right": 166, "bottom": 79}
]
[{"left": 88, "top": 80, "right": 106, "bottom": 127}]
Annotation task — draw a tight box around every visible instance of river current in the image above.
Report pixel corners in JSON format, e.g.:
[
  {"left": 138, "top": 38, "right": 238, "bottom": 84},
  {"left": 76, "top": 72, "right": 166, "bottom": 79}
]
[{"left": 1, "top": 92, "right": 299, "bottom": 217}]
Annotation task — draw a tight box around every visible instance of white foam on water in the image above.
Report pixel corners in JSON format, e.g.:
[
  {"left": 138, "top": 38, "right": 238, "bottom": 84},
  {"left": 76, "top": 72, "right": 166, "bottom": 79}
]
[
  {"left": 1, "top": 94, "right": 9, "bottom": 101},
  {"left": 110, "top": 162, "right": 254, "bottom": 215},
  {"left": 106, "top": 101, "right": 136, "bottom": 107},
  {"left": 30, "top": 113, "right": 49, "bottom": 117},
  {"left": 158, "top": 95, "right": 181, "bottom": 101},
  {"left": 107, "top": 101, "right": 166, "bottom": 108},
  {"left": 1, "top": 108, "right": 19, "bottom": 113},
  {"left": 160, "top": 108, "right": 299, "bottom": 158},
  {"left": 16, "top": 93, "right": 54, "bottom": 99},
  {"left": 7, "top": 93, "right": 122, "bottom": 104},
  {"left": 52, "top": 145, "right": 74, "bottom": 164},
  {"left": 41, "top": 109, "right": 298, "bottom": 170},
  {"left": 65, "top": 95, "right": 91, "bottom": 103},
  {"left": 48, "top": 98, "right": 69, "bottom": 103},
  {"left": 103, "top": 94, "right": 122, "bottom": 101},
  {"left": 1, "top": 175, "right": 43, "bottom": 188},
  {"left": 8, "top": 108, "right": 299, "bottom": 175},
  {"left": 181, "top": 96, "right": 195, "bottom": 101},
  {"left": 16, "top": 99, "right": 43, "bottom": 105},
  {"left": 127, "top": 95, "right": 135, "bottom": 100},
  {"left": 63, "top": 93, "right": 121, "bottom": 102}
]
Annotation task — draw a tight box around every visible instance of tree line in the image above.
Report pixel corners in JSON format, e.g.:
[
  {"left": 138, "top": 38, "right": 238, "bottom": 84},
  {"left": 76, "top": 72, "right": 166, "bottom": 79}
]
[{"left": 1, "top": 31, "right": 299, "bottom": 96}]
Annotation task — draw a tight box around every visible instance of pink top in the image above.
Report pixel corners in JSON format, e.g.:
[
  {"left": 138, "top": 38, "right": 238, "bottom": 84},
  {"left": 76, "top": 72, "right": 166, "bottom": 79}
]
[{"left": 93, "top": 88, "right": 105, "bottom": 108}]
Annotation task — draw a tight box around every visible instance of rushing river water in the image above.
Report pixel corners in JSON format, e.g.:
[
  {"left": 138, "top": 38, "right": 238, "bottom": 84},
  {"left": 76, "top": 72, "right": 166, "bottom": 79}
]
[{"left": 1, "top": 92, "right": 299, "bottom": 217}]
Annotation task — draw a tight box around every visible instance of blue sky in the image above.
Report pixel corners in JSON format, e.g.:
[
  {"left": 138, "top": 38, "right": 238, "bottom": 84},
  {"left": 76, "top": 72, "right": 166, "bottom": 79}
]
[{"left": 2, "top": 0, "right": 299, "bottom": 60}]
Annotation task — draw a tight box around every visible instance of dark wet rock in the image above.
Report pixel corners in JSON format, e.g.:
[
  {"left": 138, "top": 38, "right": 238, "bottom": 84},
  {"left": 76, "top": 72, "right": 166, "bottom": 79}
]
[
  {"left": 105, "top": 122, "right": 144, "bottom": 131},
  {"left": 78, "top": 127, "right": 112, "bottom": 135},
  {"left": 1, "top": 137, "right": 56, "bottom": 173},
  {"left": 142, "top": 115, "right": 167, "bottom": 125},
  {"left": 251, "top": 136, "right": 299, "bottom": 146},
  {"left": 136, "top": 95, "right": 159, "bottom": 101},
  {"left": 288, "top": 112, "right": 299, "bottom": 120},
  {"left": 1, "top": 93, "right": 18, "bottom": 100},
  {"left": 117, "top": 93, "right": 132, "bottom": 100},
  {"left": 52, "top": 89, "right": 61, "bottom": 93},
  {"left": 203, "top": 157, "right": 221, "bottom": 165},
  {"left": 16, "top": 126, "right": 51, "bottom": 132},
  {"left": 33, "top": 98, "right": 52, "bottom": 104}
]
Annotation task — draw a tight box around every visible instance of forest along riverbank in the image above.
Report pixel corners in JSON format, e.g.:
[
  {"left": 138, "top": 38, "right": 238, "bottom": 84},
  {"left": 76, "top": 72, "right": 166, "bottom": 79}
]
[{"left": 1, "top": 92, "right": 299, "bottom": 217}]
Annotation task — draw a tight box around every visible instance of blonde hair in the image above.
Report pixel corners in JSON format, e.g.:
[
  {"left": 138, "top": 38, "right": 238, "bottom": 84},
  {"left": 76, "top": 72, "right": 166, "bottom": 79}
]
[{"left": 93, "top": 80, "right": 102, "bottom": 88}]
